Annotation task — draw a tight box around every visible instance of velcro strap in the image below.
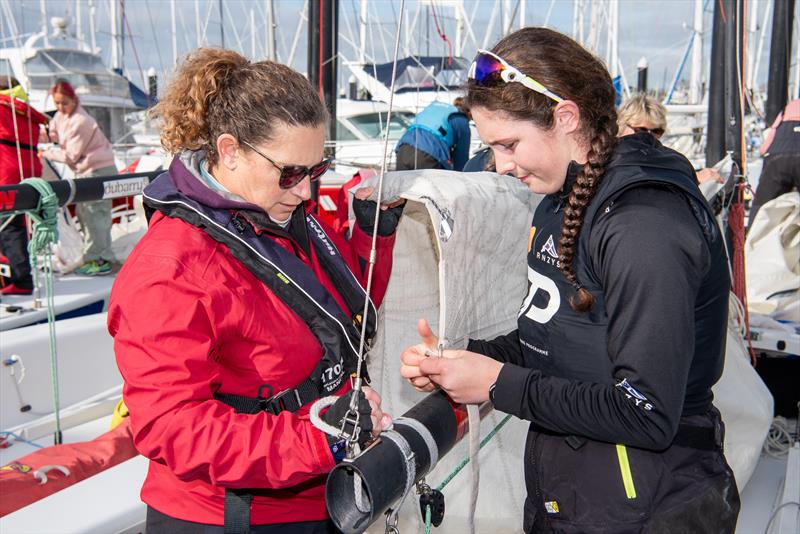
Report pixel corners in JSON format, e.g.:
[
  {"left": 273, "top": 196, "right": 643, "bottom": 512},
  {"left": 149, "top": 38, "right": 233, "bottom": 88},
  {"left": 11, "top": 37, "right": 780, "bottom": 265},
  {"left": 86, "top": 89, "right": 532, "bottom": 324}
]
[
  {"left": 671, "top": 424, "right": 717, "bottom": 451},
  {"left": 224, "top": 489, "right": 252, "bottom": 534}
]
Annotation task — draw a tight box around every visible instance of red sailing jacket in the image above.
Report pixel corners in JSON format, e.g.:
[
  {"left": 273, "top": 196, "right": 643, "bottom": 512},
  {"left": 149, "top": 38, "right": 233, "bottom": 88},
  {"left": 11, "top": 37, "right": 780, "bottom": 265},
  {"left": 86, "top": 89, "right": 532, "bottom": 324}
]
[
  {"left": 108, "top": 191, "right": 394, "bottom": 525},
  {"left": 0, "top": 94, "right": 49, "bottom": 185}
]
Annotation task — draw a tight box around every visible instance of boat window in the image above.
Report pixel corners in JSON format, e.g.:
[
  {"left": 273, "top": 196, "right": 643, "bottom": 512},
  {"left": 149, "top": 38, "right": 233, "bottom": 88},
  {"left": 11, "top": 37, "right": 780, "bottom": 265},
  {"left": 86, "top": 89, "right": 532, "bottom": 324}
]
[
  {"left": 24, "top": 50, "right": 130, "bottom": 98},
  {"left": 336, "top": 119, "right": 360, "bottom": 141},
  {"left": 347, "top": 112, "right": 414, "bottom": 141}
]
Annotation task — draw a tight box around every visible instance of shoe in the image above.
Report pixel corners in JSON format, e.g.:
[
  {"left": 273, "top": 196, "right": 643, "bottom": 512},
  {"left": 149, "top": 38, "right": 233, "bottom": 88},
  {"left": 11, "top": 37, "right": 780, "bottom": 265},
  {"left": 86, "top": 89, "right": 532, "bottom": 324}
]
[
  {"left": 75, "top": 260, "right": 112, "bottom": 276},
  {"left": 1, "top": 284, "right": 33, "bottom": 295}
]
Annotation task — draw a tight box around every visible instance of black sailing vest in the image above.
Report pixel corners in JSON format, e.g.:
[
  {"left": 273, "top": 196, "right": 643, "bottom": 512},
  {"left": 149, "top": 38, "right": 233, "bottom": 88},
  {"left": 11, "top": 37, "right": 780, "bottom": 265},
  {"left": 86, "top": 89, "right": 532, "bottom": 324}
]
[
  {"left": 142, "top": 171, "right": 377, "bottom": 399},
  {"left": 517, "top": 136, "right": 727, "bottom": 389}
]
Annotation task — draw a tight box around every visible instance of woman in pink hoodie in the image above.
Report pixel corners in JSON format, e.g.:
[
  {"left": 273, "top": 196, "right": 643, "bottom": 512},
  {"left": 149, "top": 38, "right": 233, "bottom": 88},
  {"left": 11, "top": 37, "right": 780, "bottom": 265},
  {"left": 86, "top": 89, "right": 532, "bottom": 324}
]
[{"left": 40, "top": 80, "right": 116, "bottom": 275}]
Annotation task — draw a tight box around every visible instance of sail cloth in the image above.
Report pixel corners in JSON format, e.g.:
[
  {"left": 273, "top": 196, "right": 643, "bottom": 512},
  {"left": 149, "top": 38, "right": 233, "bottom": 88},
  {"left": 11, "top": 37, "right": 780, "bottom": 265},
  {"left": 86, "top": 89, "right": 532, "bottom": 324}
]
[
  {"left": 354, "top": 170, "right": 770, "bottom": 531},
  {"left": 357, "top": 170, "right": 538, "bottom": 533},
  {"left": 745, "top": 192, "right": 800, "bottom": 322}
]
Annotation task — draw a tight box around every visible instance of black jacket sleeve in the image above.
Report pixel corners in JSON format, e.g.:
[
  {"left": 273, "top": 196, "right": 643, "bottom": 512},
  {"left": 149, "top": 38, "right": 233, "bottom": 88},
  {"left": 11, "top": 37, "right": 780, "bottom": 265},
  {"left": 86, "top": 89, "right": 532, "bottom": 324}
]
[
  {"left": 467, "top": 331, "right": 524, "bottom": 365},
  {"left": 492, "top": 186, "right": 712, "bottom": 450}
]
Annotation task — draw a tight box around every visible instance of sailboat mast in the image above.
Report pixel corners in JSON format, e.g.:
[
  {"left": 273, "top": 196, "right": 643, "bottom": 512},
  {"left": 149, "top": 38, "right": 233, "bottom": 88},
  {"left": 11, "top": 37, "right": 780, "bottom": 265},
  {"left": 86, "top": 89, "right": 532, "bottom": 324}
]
[
  {"left": 266, "top": 0, "right": 277, "bottom": 61},
  {"left": 690, "top": 0, "right": 704, "bottom": 104},
  {"left": 171, "top": 0, "right": 178, "bottom": 65},
  {"left": 765, "top": 0, "right": 796, "bottom": 123},
  {"left": 307, "top": 0, "right": 338, "bottom": 207}
]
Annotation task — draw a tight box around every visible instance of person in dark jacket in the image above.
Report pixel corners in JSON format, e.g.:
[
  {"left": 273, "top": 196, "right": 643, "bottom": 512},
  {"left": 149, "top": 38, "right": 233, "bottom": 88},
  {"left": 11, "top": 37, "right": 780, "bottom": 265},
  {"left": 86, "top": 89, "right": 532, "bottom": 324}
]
[
  {"left": 400, "top": 28, "right": 739, "bottom": 534},
  {"left": 749, "top": 98, "right": 800, "bottom": 228},
  {"left": 395, "top": 99, "right": 471, "bottom": 171},
  {"left": 110, "top": 48, "right": 400, "bottom": 534}
]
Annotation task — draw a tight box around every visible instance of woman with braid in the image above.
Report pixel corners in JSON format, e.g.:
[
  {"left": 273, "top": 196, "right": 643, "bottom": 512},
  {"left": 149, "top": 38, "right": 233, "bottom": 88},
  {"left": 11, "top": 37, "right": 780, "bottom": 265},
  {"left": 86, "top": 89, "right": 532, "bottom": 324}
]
[{"left": 400, "top": 28, "right": 739, "bottom": 533}]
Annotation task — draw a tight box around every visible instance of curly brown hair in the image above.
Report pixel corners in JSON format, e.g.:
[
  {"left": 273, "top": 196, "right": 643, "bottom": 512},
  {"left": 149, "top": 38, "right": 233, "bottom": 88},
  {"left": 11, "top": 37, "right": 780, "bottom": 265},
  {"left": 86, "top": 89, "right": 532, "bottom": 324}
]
[
  {"left": 151, "top": 48, "right": 327, "bottom": 166},
  {"left": 466, "top": 28, "right": 618, "bottom": 312}
]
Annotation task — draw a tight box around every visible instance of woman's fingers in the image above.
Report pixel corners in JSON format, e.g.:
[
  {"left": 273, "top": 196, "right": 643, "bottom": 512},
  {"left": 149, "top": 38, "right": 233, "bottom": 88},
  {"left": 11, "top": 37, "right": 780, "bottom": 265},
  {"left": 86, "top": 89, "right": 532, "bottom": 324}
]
[
  {"left": 417, "top": 318, "right": 438, "bottom": 348},
  {"left": 354, "top": 186, "right": 374, "bottom": 200}
]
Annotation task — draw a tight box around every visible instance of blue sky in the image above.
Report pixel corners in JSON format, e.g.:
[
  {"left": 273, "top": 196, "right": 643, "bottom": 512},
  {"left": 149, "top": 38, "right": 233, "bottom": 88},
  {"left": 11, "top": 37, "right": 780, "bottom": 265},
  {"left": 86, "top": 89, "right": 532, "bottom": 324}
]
[{"left": 1, "top": 0, "right": 784, "bottom": 92}]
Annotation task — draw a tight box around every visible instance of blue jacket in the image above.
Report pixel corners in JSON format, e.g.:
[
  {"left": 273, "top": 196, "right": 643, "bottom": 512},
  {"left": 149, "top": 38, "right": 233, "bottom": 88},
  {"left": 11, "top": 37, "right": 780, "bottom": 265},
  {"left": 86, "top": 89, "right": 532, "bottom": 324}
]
[{"left": 396, "top": 108, "right": 471, "bottom": 171}]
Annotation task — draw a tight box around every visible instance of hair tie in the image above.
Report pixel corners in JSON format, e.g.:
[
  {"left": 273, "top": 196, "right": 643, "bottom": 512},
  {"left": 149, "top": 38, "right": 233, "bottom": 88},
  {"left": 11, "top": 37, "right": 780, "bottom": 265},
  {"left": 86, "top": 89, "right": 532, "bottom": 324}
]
[{"left": 572, "top": 282, "right": 584, "bottom": 292}]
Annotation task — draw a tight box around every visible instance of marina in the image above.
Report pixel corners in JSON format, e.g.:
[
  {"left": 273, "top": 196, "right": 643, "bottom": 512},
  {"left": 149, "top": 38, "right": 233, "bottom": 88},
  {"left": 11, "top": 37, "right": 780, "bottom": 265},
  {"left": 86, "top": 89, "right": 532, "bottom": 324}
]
[{"left": 1, "top": 1, "right": 798, "bottom": 533}]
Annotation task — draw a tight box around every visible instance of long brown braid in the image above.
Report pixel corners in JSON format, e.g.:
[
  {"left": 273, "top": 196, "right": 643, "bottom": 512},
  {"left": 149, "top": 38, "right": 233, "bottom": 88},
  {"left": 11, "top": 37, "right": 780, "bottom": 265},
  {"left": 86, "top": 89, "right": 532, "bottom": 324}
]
[{"left": 466, "top": 28, "right": 619, "bottom": 311}]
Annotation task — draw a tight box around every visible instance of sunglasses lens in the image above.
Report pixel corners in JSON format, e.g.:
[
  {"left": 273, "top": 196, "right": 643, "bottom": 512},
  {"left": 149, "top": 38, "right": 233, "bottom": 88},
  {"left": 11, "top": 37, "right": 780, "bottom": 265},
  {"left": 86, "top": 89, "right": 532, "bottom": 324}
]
[
  {"left": 279, "top": 167, "right": 308, "bottom": 189},
  {"left": 472, "top": 53, "right": 504, "bottom": 86},
  {"left": 309, "top": 159, "right": 331, "bottom": 181}
]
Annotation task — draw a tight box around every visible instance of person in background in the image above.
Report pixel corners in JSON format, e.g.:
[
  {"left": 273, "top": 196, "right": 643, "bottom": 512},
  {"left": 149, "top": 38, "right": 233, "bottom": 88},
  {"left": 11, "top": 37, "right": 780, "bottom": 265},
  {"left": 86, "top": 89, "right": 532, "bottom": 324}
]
[
  {"left": 110, "top": 48, "right": 399, "bottom": 533},
  {"left": 618, "top": 93, "right": 724, "bottom": 185},
  {"left": 0, "top": 77, "right": 49, "bottom": 295},
  {"left": 749, "top": 98, "right": 800, "bottom": 228},
  {"left": 39, "top": 79, "right": 116, "bottom": 276},
  {"left": 395, "top": 98, "right": 471, "bottom": 171},
  {"left": 401, "top": 28, "right": 738, "bottom": 533},
  {"left": 462, "top": 146, "right": 496, "bottom": 172}
]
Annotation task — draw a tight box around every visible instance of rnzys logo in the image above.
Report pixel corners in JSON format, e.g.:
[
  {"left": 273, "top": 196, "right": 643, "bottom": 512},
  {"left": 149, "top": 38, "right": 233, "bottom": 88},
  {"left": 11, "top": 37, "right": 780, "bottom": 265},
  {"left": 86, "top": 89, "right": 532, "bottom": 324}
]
[
  {"left": 535, "top": 234, "right": 560, "bottom": 267},
  {"left": 518, "top": 266, "right": 561, "bottom": 324},
  {"left": 615, "top": 378, "right": 654, "bottom": 411}
]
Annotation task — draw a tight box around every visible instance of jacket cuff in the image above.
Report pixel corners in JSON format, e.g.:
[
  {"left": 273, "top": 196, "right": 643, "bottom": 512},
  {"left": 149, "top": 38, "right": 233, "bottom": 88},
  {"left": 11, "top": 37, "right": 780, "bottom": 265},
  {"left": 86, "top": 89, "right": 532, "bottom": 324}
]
[
  {"left": 349, "top": 224, "right": 396, "bottom": 250},
  {"left": 492, "top": 363, "right": 536, "bottom": 418}
]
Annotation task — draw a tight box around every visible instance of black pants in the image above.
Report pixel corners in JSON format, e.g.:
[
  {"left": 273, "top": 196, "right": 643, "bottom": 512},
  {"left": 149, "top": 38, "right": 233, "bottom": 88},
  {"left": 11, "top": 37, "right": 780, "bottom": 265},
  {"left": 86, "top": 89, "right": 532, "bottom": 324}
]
[
  {"left": 0, "top": 214, "right": 32, "bottom": 289},
  {"left": 145, "top": 506, "right": 341, "bottom": 534},
  {"left": 395, "top": 145, "right": 444, "bottom": 171},
  {"left": 749, "top": 153, "right": 800, "bottom": 231},
  {"left": 523, "top": 408, "right": 740, "bottom": 534}
]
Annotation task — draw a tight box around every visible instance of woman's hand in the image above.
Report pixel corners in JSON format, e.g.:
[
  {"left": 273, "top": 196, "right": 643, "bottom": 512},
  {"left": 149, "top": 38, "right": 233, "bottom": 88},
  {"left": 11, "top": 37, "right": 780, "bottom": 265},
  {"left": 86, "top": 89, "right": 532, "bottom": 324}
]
[
  {"left": 400, "top": 319, "right": 439, "bottom": 392},
  {"left": 417, "top": 350, "right": 503, "bottom": 405},
  {"left": 362, "top": 385, "right": 392, "bottom": 438},
  {"left": 352, "top": 186, "right": 406, "bottom": 236}
]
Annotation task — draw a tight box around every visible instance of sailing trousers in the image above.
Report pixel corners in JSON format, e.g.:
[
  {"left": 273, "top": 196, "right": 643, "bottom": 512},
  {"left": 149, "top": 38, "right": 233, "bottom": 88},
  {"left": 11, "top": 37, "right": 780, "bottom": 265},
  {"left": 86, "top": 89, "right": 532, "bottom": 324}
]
[
  {"left": 76, "top": 165, "right": 117, "bottom": 263},
  {"left": 523, "top": 408, "right": 740, "bottom": 534},
  {"left": 0, "top": 214, "right": 33, "bottom": 289}
]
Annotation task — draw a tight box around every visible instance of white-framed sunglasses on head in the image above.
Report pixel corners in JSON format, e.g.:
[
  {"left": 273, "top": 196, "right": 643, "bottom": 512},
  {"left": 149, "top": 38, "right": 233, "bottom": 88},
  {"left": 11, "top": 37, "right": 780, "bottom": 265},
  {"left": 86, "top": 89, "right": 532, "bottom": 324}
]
[{"left": 468, "top": 49, "right": 564, "bottom": 104}]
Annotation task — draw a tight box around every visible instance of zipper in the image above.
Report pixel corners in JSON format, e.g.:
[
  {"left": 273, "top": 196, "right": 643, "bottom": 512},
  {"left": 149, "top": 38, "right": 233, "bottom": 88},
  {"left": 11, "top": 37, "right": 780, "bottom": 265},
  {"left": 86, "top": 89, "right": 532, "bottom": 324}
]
[{"left": 615, "top": 444, "right": 637, "bottom": 499}]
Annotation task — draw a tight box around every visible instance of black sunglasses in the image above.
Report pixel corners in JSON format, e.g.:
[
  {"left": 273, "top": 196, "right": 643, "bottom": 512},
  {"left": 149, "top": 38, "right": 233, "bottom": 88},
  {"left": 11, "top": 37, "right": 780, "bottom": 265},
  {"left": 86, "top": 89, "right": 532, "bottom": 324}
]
[
  {"left": 628, "top": 124, "right": 665, "bottom": 138},
  {"left": 241, "top": 140, "right": 332, "bottom": 189}
]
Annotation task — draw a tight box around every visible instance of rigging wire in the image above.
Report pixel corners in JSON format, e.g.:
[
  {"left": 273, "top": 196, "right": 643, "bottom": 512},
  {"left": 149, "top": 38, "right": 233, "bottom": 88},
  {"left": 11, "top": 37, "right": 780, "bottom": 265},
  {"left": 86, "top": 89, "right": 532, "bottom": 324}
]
[{"left": 347, "top": 0, "right": 407, "bottom": 446}]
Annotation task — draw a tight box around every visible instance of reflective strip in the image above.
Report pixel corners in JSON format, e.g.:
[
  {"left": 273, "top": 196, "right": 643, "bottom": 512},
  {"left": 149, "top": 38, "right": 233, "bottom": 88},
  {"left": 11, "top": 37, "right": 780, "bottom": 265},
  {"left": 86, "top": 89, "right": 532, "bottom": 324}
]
[{"left": 615, "top": 444, "right": 636, "bottom": 499}]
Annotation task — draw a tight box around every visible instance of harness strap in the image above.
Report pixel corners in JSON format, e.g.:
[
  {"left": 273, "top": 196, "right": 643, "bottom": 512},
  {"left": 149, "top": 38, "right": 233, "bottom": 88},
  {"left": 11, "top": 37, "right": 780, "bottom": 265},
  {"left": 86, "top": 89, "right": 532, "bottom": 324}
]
[
  {"left": 0, "top": 138, "right": 36, "bottom": 151},
  {"left": 213, "top": 376, "right": 321, "bottom": 416},
  {"left": 213, "top": 376, "right": 327, "bottom": 533},
  {"left": 223, "top": 490, "right": 252, "bottom": 534}
]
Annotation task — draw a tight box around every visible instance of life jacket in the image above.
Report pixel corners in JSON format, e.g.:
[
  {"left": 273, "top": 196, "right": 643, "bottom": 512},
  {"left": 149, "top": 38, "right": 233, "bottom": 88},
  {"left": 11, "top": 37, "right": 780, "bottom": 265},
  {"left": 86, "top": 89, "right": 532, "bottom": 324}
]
[
  {"left": 407, "top": 101, "right": 460, "bottom": 148},
  {"left": 143, "top": 172, "right": 377, "bottom": 402},
  {"left": 517, "top": 136, "right": 726, "bottom": 393}
]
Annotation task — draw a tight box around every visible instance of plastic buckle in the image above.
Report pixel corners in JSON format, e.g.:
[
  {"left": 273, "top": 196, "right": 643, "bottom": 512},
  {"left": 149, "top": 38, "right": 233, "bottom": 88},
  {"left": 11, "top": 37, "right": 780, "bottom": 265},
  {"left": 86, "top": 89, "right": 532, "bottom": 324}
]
[{"left": 269, "top": 388, "right": 303, "bottom": 413}]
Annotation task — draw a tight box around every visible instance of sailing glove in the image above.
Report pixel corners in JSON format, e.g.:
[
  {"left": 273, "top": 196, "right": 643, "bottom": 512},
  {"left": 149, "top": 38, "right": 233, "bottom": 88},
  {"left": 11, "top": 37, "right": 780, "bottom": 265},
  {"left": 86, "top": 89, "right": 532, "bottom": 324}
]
[
  {"left": 321, "top": 389, "right": 373, "bottom": 448},
  {"left": 352, "top": 198, "right": 405, "bottom": 236}
]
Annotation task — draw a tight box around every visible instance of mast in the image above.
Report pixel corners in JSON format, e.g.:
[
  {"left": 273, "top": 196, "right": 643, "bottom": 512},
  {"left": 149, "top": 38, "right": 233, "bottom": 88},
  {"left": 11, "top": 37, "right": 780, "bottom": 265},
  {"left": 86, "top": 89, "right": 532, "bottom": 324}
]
[
  {"left": 170, "top": 0, "right": 178, "bottom": 65},
  {"left": 195, "top": 0, "right": 201, "bottom": 47},
  {"left": 706, "top": 0, "right": 727, "bottom": 167},
  {"left": 359, "top": 0, "right": 367, "bottom": 63},
  {"left": 110, "top": 0, "right": 122, "bottom": 71},
  {"left": 765, "top": 0, "right": 796, "bottom": 123},
  {"left": 218, "top": 0, "right": 224, "bottom": 48},
  {"left": 690, "top": 0, "right": 704, "bottom": 104},
  {"left": 609, "top": 0, "right": 619, "bottom": 78},
  {"left": 75, "top": 0, "right": 82, "bottom": 42},
  {"left": 266, "top": 0, "right": 277, "bottom": 61},
  {"left": 88, "top": 0, "right": 97, "bottom": 53},
  {"left": 746, "top": 0, "right": 759, "bottom": 88},
  {"left": 307, "top": 0, "right": 338, "bottom": 208},
  {"left": 39, "top": 0, "right": 48, "bottom": 46}
]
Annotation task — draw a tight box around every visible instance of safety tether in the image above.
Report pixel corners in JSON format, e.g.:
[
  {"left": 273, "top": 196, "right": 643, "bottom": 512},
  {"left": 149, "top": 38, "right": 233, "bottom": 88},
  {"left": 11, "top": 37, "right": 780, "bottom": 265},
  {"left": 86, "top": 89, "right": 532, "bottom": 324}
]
[{"left": 19, "top": 177, "right": 63, "bottom": 444}]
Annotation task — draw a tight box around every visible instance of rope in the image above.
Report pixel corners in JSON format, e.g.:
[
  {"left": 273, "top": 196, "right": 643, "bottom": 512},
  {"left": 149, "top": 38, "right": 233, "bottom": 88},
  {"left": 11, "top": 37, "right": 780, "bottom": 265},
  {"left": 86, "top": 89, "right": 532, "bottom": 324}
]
[
  {"left": 347, "top": 0, "right": 406, "bottom": 449},
  {"left": 424, "top": 414, "right": 513, "bottom": 534},
  {"left": 20, "top": 178, "right": 63, "bottom": 445}
]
